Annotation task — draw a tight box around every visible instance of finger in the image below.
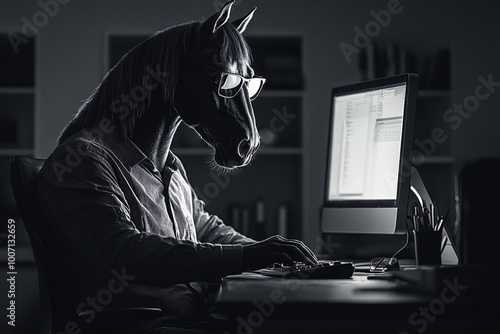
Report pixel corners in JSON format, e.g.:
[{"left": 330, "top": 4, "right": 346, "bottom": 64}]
[
  {"left": 296, "top": 241, "right": 319, "bottom": 263},
  {"left": 274, "top": 238, "right": 319, "bottom": 264},
  {"left": 261, "top": 235, "right": 282, "bottom": 245},
  {"left": 271, "top": 242, "right": 313, "bottom": 265},
  {"left": 285, "top": 238, "right": 318, "bottom": 261},
  {"left": 268, "top": 235, "right": 286, "bottom": 242}
]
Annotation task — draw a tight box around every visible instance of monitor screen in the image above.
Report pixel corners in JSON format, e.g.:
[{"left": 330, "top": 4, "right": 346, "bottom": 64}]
[
  {"left": 327, "top": 83, "right": 406, "bottom": 202},
  {"left": 322, "top": 74, "right": 418, "bottom": 234}
]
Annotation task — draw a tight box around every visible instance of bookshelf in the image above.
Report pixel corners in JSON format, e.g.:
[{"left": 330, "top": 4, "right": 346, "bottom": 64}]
[
  {"left": 107, "top": 34, "right": 304, "bottom": 240},
  {"left": 0, "top": 33, "right": 35, "bottom": 250}
]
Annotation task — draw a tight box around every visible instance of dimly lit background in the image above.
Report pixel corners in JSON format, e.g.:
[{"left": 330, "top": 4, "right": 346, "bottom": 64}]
[{"left": 1, "top": 0, "right": 499, "bottom": 332}]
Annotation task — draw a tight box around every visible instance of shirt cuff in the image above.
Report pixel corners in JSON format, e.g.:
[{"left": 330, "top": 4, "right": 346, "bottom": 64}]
[{"left": 219, "top": 244, "right": 244, "bottom": 276}]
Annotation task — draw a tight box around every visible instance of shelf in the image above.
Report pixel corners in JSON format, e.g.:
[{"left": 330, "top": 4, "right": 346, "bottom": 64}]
[
  {"left": 0, "top": 87, "right": 35, "bottom": 94},
  {"left": 171, "top": 147, "right": 303, "bottom": 156},
  {"left": 418, "top": 90, "right": 450, "bottom": 98},
  {"left": 412, "top": 155, "right": 455, "bottom": 165},
  {"left": 260, "top": 90, "right": 304, "bottom": 97},
  {"left": 258, "top": 147, "right": 303, "bottom": 155},
  {"left": 0, "top": 149, "right": 34, "bottom": 156}
]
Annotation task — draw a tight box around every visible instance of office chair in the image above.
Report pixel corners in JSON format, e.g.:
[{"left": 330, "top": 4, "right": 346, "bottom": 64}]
[
  {"left": 10, "top": 157, "right": 51, "bottom": 333},
  {"left": 10, "top": 156, "right": 161, "bottom": 333}
]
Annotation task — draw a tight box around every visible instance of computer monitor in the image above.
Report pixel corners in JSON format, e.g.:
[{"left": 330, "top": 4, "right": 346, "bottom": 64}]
[{"left": 321, "top": 74, "right": 418, "bottom": 234}]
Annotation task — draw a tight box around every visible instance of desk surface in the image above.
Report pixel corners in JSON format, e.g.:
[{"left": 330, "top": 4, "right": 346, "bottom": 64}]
[
  {"left": 215, "top": 267, "right": 500, "bottom": 334},
  {"left": 217, "top": 273, "right": 428, "bottom": 304}
]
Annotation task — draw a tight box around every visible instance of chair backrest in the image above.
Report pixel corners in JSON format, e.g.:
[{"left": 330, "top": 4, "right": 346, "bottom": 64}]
[
  {"left": 10, "top": 156, "right": 51, "bottom": 333},
  {"left": 460, "top": 159, "right": 500, "bottom": 265}
]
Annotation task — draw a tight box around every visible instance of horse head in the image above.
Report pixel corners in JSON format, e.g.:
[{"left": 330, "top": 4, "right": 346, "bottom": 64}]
[{"left": 174, "top": 1, "right": 264, "bottom": 172}]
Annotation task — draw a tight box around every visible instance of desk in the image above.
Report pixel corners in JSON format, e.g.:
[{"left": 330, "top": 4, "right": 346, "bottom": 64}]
[{"left": 215, "top": 267, "right": 500, "bottom": 334}]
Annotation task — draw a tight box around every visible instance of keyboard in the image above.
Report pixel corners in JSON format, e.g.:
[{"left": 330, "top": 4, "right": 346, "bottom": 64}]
[{"left": 254, "top": 260, "right": 355, "bottom": 279}]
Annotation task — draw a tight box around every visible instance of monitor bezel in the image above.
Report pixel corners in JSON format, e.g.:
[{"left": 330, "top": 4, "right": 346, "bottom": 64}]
[{"left": 324, "top": 74, "right": 418, "bottom": 215}]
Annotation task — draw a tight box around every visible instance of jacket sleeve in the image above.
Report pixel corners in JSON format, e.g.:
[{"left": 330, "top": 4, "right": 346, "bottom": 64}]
[
  {"left": 193, "top": 196, "right": 256, "bottom": 244},
  {"left": 36, "top": 144, "right": 244, "bottom": 286}
]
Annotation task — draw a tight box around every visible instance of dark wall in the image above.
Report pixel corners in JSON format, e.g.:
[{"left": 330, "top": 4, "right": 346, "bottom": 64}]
[{"left": 1, "top": 0, "right": 499, "bottom": 253}]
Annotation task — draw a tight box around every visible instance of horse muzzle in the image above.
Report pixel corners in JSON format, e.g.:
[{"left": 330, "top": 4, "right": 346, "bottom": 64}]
[{"left": 215, "top": 137, "right": 259, "bottom": 168}]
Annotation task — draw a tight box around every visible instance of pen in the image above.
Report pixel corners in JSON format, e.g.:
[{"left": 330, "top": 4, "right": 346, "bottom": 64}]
[
  {"left": 413, "top": 204, "right": 419, "bottom": 231},
  {"left": 422, "top": 203, "right": 431, "bottom": 231},
  {"left": 435, "top": 218, "right": 444, "bottom": 232},
  {"left": 435, "top": 209, "right": 448, "bottom": 231},
  {"left": 430, "top": 201, "right": 436, "bottom": 230}
]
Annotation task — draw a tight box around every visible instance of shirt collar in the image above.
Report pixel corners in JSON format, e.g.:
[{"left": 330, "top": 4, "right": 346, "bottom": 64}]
[{"left": 90, "top": 129, "right": 179, "bottom": 174}]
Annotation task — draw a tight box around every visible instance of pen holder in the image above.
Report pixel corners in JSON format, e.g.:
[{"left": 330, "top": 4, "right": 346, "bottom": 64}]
[{"left": 413, "top": 230, "right": 442, "bottom": 266}]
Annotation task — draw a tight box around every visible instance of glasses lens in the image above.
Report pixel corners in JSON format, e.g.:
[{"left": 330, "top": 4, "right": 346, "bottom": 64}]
[
  {"left": 247, "top": 78, "right": 265, "bottom": 100},
  {"left": 247, "top": 78, "right": 262, "bottom": 100},
  {"left": 219, "top": 74, "right": 243, "bottom": 97}
]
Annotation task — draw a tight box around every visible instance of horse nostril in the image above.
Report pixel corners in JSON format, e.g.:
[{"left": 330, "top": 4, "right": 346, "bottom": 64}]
[{"left": 237, "top": 139, "right": 251, "bottom": 158}]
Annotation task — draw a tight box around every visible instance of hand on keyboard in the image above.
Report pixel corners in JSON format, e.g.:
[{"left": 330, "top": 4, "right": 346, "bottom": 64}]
[{"left": 242, "top": 235, "right": 318, "bottom": 270}]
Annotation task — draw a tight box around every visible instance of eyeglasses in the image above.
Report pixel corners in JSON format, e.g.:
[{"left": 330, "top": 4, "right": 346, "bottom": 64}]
[{"left": 191, "top": 57, "right": 266, "bottom": 101}]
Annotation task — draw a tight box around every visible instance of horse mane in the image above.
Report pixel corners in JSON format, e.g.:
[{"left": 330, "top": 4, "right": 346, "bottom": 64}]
[{"left": 57, "top": 21, "right": 251, "bottom": 144}]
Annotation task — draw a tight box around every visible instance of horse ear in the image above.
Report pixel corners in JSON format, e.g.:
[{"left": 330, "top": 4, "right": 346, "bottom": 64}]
[
  {"left": 232, "top": 7, "right": 257, "bottom": 34},
  {"left": 202, "top": 0, "right": 235, "bottom": 34}
]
